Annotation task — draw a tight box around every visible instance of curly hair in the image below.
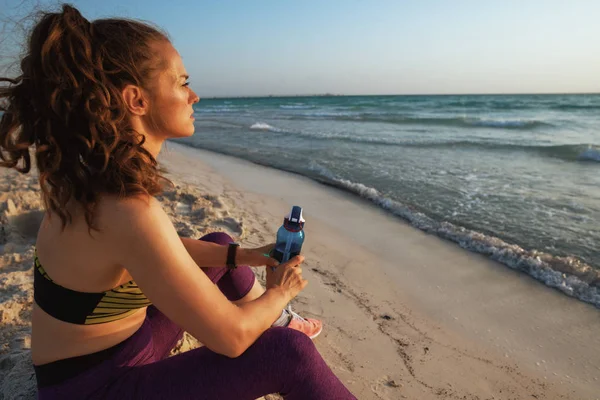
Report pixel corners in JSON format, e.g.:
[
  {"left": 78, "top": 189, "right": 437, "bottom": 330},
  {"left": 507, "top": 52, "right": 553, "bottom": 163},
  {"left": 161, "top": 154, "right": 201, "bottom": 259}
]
[{"left": 0, "top": 3, "right": 173, "bottom": 231}]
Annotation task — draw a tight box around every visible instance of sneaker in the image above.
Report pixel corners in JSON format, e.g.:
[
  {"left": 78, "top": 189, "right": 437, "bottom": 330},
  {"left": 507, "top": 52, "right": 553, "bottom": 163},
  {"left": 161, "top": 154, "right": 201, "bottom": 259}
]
[{"left": 287, "top": 310, "right": 323, "bottom": 339}]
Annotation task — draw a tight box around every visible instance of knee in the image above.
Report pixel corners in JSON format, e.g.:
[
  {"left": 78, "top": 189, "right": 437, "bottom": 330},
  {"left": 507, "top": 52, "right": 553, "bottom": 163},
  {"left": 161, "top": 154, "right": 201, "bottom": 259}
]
[
  {"left": 263, "top": 328, "right": 319, "bottom": 366},
  {"left": 199, "top": 232, "right": 233, "bottom": 246}
]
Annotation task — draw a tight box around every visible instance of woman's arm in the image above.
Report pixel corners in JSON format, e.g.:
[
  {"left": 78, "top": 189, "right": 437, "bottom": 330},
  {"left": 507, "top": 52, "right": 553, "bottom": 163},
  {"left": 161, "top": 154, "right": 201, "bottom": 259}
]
[
  {"left": 180, "top": 237, "right": 278, "bottom": 268},
  {"left": 101, "top": 196, "right": 303, "bottom": 358}
]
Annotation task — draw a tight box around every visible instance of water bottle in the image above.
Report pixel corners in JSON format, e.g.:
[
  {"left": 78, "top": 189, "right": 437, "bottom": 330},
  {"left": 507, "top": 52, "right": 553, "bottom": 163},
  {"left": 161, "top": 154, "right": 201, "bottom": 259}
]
[{"left": 272, "top": 206, "right": 305, "bottom": 263}]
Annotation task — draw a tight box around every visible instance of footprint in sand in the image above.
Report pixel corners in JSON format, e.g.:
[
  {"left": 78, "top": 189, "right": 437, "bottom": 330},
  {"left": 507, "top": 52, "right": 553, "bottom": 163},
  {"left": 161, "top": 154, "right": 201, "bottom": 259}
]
[
  {"left": 2, "top": 200, "right": 44, "bottom": 245},
  {"left": 212, "top": 217, "right": 243, "bottom": 236},
  {"left": 174, "top": 222, "right": 196, "bottom": 238},
  {"left": 8, "top": 210, "right": 45, "bottom": 241},
  {"left": 370, "top": 375, "right": 404, "bottom": 399},
  {"left": 0, "top": 351, "right": 37, "bottom": 399},
  {"left": 190, "top": 207, "right": 213, "bottom": 224},
  {"left": 202, "top": 194, "right": 224, "bottom": 209}
]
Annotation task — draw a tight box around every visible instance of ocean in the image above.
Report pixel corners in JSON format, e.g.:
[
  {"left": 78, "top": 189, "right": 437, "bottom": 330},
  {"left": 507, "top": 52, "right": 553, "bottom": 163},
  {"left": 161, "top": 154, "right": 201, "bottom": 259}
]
[{"left": 175, "top": 94, "right": 600, "bottom": 307}]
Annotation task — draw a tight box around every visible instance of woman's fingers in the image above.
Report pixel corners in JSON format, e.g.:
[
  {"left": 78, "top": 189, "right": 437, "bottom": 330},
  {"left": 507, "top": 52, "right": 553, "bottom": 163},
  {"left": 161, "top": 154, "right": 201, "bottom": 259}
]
[
  {"left": 288, "top": 255, "right": 304, "bottom": 267},
  {"left": 265, "top": 254, "right": 307, "bottom": 299},
  {"left": 263, "top": 256, "right": 279, "bottom": 268}
]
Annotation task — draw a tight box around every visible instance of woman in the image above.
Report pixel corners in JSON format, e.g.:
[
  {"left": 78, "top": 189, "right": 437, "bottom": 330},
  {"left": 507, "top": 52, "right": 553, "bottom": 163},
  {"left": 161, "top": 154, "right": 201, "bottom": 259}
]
[{"left": 0, "top": 4, "right": 355, "bottom": 399}]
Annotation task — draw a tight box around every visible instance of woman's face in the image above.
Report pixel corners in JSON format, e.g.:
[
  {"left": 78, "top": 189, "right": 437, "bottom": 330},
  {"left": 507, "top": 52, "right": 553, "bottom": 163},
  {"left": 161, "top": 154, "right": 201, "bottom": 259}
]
[{"left": 144, "top": 41, "right": 199, "bottom": 141}]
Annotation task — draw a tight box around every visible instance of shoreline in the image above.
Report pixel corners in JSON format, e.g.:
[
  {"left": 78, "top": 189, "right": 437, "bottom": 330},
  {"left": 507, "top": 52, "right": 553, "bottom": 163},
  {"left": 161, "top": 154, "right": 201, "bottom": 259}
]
[{"left": 170, "top": 141, "right": 600, "bottom": 309}]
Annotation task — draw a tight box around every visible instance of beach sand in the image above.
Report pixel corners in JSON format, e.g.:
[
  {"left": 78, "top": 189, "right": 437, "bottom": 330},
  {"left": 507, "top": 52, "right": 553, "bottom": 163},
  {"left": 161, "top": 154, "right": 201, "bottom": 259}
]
[{"left": 1, "top": 142, "right": 599, "bottom": 399}]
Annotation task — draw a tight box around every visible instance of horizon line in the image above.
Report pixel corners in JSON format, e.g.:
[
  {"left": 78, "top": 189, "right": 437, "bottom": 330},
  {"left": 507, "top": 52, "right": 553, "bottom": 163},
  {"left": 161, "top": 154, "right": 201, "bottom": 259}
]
[{"left": 202, "top": 91, "right": 600, "bottom": 100}]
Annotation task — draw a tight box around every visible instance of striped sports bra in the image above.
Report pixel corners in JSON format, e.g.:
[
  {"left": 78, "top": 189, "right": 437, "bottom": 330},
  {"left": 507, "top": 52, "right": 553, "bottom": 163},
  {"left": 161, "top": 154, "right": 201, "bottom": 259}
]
[{"left": 33, "top": 250, "right": 152, "bottom": 325}]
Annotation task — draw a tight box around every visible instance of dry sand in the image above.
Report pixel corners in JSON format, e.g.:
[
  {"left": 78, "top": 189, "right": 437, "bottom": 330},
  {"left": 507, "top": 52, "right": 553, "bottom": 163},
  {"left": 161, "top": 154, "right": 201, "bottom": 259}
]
[{"left": 1, "top": 141, "right": 599, "bottom": 399}]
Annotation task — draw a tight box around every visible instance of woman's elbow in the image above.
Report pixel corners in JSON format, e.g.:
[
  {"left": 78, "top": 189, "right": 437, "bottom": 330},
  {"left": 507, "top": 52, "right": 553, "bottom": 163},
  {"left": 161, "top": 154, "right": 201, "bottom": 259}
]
[
  {"left": 223, "top": 345, "right": 245, "bottom": 358},
  {"left": 219, "top": 337, "right": 250, "bottom": 358},
  {"left": 209, "top": 327, "right": 253, "bottom": 358},
  {"left": 227, "top": 326, "right": 255, "bottom": 358}
]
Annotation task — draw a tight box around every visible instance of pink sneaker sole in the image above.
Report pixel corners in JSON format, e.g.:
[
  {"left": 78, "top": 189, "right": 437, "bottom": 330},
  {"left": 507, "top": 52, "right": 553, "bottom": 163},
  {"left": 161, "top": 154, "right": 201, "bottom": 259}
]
[{"left": 287, "top": 313, "right": 323, "bottom": 340}]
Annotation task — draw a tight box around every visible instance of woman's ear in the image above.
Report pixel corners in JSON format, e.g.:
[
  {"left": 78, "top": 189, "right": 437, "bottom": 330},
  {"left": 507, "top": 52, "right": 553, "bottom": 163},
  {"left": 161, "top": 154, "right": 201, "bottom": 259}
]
[{"left": 121, "top": 84, "right": 148, "bottom": 116}]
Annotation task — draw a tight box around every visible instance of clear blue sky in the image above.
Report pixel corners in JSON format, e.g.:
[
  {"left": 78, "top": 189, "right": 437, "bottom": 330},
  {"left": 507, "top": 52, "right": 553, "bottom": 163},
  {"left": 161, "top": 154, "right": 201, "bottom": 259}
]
[{"left": 2, "top": 0, "right": 599, "bottom": 97}]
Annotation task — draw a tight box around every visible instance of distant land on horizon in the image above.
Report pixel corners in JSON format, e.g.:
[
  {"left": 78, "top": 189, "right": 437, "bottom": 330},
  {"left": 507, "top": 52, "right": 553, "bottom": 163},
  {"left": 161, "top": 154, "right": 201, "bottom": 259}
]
[{"left": 202, "top": 92, "right": 600, "bottom": 100}]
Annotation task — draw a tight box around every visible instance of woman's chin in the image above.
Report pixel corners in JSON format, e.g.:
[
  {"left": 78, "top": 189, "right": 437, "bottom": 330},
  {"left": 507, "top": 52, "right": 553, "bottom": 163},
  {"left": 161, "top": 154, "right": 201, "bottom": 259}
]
[{"left": 170, "top": 129, "right": 196, "bottom": 139}]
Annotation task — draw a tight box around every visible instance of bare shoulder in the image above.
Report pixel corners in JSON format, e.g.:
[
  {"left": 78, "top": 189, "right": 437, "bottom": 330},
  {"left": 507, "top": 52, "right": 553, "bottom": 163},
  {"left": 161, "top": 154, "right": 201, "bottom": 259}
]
[
  {"left": 94, "top": 194, "right": 176, "bottom": 262},
  {"left": 97, "top": 194, "right": 165, "bottom": 232},
  {"left": 98, "top": 193, "right": 159, "bottom": 219}
]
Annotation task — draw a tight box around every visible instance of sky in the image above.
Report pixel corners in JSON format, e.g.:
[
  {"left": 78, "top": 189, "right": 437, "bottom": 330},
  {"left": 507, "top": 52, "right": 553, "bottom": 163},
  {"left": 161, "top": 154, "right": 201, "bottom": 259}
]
[{"left": 1, "top": 0, "right": 599, "bottom": 97}]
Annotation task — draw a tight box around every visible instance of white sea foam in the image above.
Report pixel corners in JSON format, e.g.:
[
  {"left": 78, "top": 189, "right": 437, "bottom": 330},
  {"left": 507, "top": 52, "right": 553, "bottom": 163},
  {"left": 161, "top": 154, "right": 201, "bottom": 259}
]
[
  {"left": 469, "top": 118, "right": 540, "bottom": 128},
  {"left": 249, "top": 122, "right": 288, "bottom": 133},
  {"left": 302, "top": 111, "right": 356, "bottom": 117},
  {"left": 280, "top": 104, "right": 315, "bottom": 109}
]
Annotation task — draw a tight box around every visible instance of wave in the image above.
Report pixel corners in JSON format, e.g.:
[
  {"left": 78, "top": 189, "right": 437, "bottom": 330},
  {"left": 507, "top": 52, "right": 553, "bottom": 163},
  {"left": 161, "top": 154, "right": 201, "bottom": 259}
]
[
  {"left": 280, "top": 104, "right": 315, "bottom": 110},
  {"left": 404, "top": 142, "right": 600, "bottom": 163},
  {"left": 249, "top": 122, "right": 289, "bottom": 133},
  {"left": 551, "top": 104, "right": 600, "bottom": 111},
  {"left": 442, "top": 99, "right": 600, "bottom": 111},
  {"left": 307, "top": 162, "right": 600, "bottom": 308},
  {"left": 443, "top": 100, "right": 532, "bottom": 110},
  {"left": 469, "top": 119, "right": 542, "bottom": 128},
  {"left": 291, "top": 113, "right": 551, "bottom": 130},
  {"left": 196, "top": 106, "right": 238, "bottom": 113},
  {"left": 195, "top": 118, "right": 246, "bottom": 128},
  {"left": 300, "top": 111, "right": 356, "bottom": 118},
  {"left": 252, "top": 124, "right": 599, "bottom": 163},
  {"left": 578, "top": 147, "right": 600, "bottom": 162}
]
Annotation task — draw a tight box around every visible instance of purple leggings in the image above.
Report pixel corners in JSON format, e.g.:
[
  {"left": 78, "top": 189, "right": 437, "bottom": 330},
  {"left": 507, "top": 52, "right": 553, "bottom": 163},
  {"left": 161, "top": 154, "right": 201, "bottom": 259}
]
[{"left": 35, "top": 232, "right": 355, "bottom": 400}]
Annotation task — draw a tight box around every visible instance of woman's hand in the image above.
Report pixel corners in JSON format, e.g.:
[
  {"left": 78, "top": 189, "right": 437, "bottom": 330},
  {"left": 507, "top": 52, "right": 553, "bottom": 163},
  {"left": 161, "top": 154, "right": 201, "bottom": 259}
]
[
  {"left": 238, "top": 243, "right": 279, "bottom": 268},
  {"left": 266, "top": 255, "right": 307, "bottom": 301}
]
